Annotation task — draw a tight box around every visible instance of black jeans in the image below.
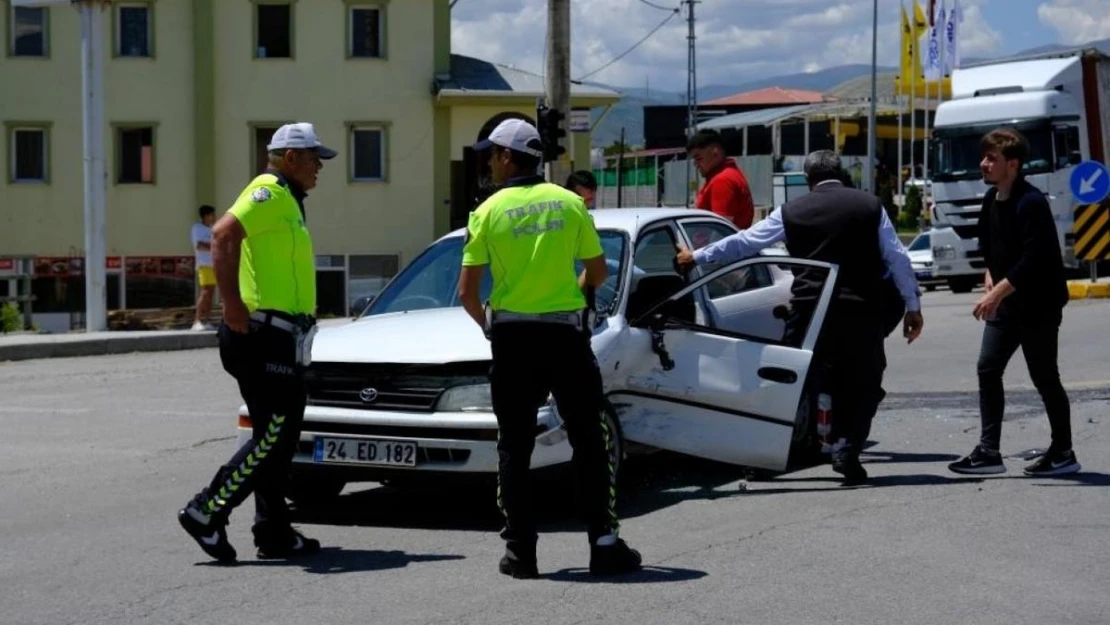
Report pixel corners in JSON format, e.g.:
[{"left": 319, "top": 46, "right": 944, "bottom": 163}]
[
  {"left": 196, "top": 321, "right": 307, "bottom": 542},
  {"left": 488, "top": 322, "right": 618, "bottom": 557},
  {"left": 978, "top": 318, "right": 1071, "bottom": 451},
  {"left": 787, "top": 300, "right": 886, "bottom": 458}
]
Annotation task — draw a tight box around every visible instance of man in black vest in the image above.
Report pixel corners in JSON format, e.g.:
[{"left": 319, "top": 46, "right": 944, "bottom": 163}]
[{"left": 676, "top": 150, "right": 924, "bottom": 485}]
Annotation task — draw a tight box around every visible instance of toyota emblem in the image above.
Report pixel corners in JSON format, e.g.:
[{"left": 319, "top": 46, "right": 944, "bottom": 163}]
[{"left": 359, "top": 388, "right": 379, "bottom": 403}]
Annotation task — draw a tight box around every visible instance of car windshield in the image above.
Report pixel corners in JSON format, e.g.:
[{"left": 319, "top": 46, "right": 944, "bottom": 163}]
[
  {"left": 932, "top": 122, "right": 1054, "bottom": 182},
  {"left": 908, "top": 235, "right": 931, "bottom": 252},
  {"left": 363, "top": 230, "right": 628, "bottom": 317}
]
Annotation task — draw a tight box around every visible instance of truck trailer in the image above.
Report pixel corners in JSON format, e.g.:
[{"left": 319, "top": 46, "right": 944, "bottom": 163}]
[{"left": 927, "top": 46, "right": 1110, "bottom": 292}]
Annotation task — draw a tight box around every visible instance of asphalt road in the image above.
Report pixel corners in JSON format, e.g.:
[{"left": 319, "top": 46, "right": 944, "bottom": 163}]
[{"left": 1, "top": 291, "right": 1108, "bottom": 625}]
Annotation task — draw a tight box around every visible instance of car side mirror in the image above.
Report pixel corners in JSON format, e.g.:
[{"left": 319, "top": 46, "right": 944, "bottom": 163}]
[{"left": 350, "top": 295, "right": 375, "bottom": 317}]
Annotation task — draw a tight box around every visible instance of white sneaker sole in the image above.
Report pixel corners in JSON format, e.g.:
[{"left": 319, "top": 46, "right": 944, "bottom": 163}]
[
  {"left": 949, "top": 463, "right": 1007, "bottom": 475},
  {"left": 1023, "top": 462, "right": 1081, "bottom": 476}
]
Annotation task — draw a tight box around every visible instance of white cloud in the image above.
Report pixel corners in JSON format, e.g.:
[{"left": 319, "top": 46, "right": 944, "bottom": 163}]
[
  {"left": 448, "top": 0, "right": 1001, "bottom": 91},
  {"left": 1038, "top": 0, "right": 1110, "bottom": 44}
]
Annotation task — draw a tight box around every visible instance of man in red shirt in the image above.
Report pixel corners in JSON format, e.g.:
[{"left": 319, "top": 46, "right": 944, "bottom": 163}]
[{"left": 687, "top": 129, "right": 754, "bottom": 228}]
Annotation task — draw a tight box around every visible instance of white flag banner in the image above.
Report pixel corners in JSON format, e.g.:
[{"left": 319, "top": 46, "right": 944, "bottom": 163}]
[
  {"left": 924, "top": 15, "right": 942, "bottom": 80},
  {"left": 945, "top": 0, "right": 963, "bottom": 73}
]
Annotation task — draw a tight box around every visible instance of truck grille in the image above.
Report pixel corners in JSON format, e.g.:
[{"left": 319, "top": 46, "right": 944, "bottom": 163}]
[{"left": 305, "top": 361, "right": 489, "bottom": 412}]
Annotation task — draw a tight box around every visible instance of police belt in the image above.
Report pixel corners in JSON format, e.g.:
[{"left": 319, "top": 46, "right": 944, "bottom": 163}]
[
  {"left": 489, "top": 310, "right": 585, "bottom": 330},
  {"left": 250, "top": 310, "right": 316, "bottom": 334}
]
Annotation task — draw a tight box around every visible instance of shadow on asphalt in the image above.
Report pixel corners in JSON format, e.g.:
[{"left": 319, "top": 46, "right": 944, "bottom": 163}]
[
  {"left": 1029, "top": 471, "right": 1110, "bottom": 487},
  {"left": 198, "top": 548, "right": 464, "bottom": 573},
  {"left": 541, "top": 565, "right": 707, "bottom": 584},
  {"left": 290, "top": 444, "right": 981, "bottom": 532}
]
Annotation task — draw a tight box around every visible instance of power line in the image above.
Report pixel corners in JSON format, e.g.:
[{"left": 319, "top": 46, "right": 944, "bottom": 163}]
[
  {"left": 637, "top": 0, "right": 676, "bottom": 11},
  {"left": 575, "top": 8, "right": 680, "bottom": 81}
]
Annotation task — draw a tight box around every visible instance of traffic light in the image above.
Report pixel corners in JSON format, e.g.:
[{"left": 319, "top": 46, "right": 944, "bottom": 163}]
[{"left": 537, "top": 105, "right": 566, "bottom": 162}]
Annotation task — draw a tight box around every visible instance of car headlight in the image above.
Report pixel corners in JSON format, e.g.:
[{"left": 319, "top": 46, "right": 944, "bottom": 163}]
[
  {"left": 933, "top": 245, "right": 957, "bottom": 260},
  {"left": 436, "top": 383, "right": 492, "bottom": 412}
]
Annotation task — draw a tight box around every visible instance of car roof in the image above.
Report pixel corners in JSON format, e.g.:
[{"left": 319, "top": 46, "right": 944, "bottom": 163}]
[{"left": 438, "top": 207, "right": 735, "bottom": 242}]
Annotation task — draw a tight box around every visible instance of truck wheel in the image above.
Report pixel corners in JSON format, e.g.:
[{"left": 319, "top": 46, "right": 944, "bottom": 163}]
[
  {"left": 947, "top": 277, "right": 976, "bottom": 293},
  {"left": 288, "top": 475, "right": 346, "bottom": 508}
]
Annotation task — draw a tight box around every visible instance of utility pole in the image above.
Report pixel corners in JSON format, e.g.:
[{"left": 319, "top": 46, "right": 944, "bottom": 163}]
[
  {"left": 867, "top": 0, "right": 879, "bottom": 195},
  {"left": 617, "top": 127, "right": 625, "bottom": 208},
  {"left": 545, "top": 0, "right": 571, "bottom": 185},
  {"left": 684, "top": 0, "right": 699, "bottom": 207},
  {"left": 14, "top": 0, "right": 107, "bottom": 331}
]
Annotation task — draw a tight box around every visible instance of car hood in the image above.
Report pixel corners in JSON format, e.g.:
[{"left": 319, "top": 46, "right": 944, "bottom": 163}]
[{"left": 312, "top": 308, "right": 492, "bottom": 364}]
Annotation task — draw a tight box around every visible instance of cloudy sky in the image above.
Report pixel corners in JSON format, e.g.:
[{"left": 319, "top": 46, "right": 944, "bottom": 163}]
[{"left": 451, "top": 0, "right": 1110, "bottom": 92}]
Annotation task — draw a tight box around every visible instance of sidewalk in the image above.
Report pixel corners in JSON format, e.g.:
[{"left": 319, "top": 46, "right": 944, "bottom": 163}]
[
  {"left": 0, "top": 318, "right": 353, "bottom": 362},
  {"left": 0, "top": 329, "right": 218, "bottom": 362}
]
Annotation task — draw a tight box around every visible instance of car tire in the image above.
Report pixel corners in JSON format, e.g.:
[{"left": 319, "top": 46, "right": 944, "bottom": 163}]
[
  {"left": 287, "top": 475, "right": 346, "bottom": 507},
  {"left": 925, "top": 284, "right": 937, "bottom": 292},
  {"left": 786, "top": 378, "right": 825, "bottom": 471}
]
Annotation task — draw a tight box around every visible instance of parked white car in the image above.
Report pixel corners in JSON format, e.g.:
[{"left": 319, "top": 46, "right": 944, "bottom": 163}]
[
  {"left": 235, "top": 208, "right": 840, "bottom": 503},
  {"left": 906, "top": 231, "right": 942, "bottom": 291}
]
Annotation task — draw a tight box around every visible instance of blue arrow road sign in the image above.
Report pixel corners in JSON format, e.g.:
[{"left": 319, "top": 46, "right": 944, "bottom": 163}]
[{"left": 1070, "top": 160, "right": 1110, "bottom": 205}]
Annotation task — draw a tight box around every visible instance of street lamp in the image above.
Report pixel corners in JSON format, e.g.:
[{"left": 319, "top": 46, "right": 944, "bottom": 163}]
[
  {"left": 13, "top": 0, "right": 108, "bottom": 332},
  {"left": 867, "top": 0, "right": 879, "bottom": 195}
]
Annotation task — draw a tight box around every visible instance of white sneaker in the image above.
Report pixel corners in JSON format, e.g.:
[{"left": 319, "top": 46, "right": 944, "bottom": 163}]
[{"left": 191, "top": 321, "right": 215, "bottom": 331}]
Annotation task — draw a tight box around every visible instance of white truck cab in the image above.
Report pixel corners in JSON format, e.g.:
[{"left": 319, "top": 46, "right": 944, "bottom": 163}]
[{"left": 929, "top": 48, "right": 1109, "bottom": 291}]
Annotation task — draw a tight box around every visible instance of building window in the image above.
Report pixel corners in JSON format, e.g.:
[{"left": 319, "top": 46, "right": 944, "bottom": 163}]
[
  {"left": 116, "top": 3, "right": 152, "bottom": 57},
  {"left": 350, "top": 126, "right": 386, "bottom": 181},
  {"left": 10, "top": 6, "right": 46, "bottom": 57},
  {"left": 117, "top": 126, "right": 155, "bottom": 184},
  {"left": 252, "top": 125, "right": 284, "bottom": 174},
  {"left": 10, "top": 127, "right": 48, "bottom": 183},
  {"left": 349, "top": 254, "right": 398, "bottom": 313},
  {"left": 255, "top": 3, "right": 292, "bottom": 59},
  {"left": 349, "top": 5, "right": 383, "bottom": 58}
]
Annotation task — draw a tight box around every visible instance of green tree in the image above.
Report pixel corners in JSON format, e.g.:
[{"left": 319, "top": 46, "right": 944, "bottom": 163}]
[
  {"left": 603, "top": 138, "right": 630, "bottom": 157},
  {"left": 899, "top": 184, "right": 923, "bottom": 231}
]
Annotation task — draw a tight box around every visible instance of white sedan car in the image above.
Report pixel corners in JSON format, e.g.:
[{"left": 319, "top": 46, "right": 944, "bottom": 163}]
[{"left": 235, "top": 208, "right": 839, "bottom": 503}]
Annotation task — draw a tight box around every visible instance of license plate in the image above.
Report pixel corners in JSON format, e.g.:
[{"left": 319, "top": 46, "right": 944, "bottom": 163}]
[
  {"left": 916, "top": 271, "right": 932, "bottom": 280},
  {"left": 312, "top": 436, "right": 418, "bottom": 467}
]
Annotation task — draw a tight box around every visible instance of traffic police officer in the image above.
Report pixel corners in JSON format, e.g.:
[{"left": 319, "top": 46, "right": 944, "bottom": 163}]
[
  {"left": 178, "top": 122, "right": 335, "bottom": 562},
  {"left": 457, "top": 119, "right": 642, "bottom": 579}
]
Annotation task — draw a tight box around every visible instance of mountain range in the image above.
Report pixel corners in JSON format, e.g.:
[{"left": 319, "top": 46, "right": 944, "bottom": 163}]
[{"left": 588, "top": 37, "right": 1110, "bottom": 148}]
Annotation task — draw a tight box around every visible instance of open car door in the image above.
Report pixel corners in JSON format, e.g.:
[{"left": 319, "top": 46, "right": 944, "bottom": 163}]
[{"left": 609, "top": 257, "right": 838, "bottom": 472}]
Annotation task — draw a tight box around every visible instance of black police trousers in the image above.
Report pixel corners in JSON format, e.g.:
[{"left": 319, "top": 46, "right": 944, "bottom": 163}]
[
  {"left": 785, "top": 300, "right": 885, "bottom": 458},
  {"left": 488, "top": 321, "right": 619, "bottom": 555},
  {"left": 195, "top": 319, "right": 307, "bottom": 540}
]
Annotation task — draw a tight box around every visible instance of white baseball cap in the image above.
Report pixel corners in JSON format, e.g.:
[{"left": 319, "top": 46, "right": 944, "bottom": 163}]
[
  {"left": 473, "top": 118, "right": 543, "bottom": 158},
  {"left": 268, "top": 122, "right": 337, "bottom": 159}
]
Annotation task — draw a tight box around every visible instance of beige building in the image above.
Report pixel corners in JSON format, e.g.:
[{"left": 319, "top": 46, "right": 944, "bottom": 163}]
[{"left": 0, "top": 0, "right": 618, "bottom": 325}]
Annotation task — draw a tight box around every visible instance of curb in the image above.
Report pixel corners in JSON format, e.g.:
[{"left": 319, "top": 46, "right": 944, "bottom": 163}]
[
  {"left": 0, "top": 332, "right": 218, "bottom": 362},
  {"left": 1068, "top": 281, "right": 1110, "bottom": 300}
]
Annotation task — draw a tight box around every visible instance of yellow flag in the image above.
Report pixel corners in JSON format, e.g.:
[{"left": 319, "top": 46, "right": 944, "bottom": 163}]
[{"left": 899, "top": 4, "right": 914, "bottom": 96}]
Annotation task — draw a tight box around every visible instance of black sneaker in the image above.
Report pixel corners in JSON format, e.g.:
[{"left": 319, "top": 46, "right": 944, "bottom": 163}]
[
  {"left": 255, "top": 528, "right": 321, "bottom": 559},
  {"left": 1023, "top": 448, "right": 1081, "bottom": 477},
  {"left": 589, "top": 538, "right": 642, "bottom": 576},
  {"left": 948, "top": 445, "right": 1006, "bottom": 475},
  {"left": 498, "top": 553, "right": 539, "bottom": 579},
  {"left": 177, "top": 501, "right": 237, "bottom": 563}
]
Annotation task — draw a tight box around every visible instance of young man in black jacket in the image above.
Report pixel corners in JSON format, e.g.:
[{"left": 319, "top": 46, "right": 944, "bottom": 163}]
[{"left": 949, "top": 127, "right": 1080, "bottom": 476}]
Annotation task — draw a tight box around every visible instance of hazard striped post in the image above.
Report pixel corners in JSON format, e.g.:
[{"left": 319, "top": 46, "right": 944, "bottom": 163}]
[{"left": 1073, "top": 200, "right": 1110, "bottom": 282}]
